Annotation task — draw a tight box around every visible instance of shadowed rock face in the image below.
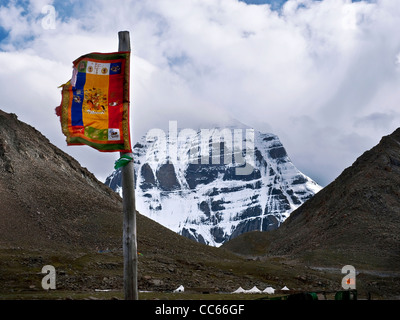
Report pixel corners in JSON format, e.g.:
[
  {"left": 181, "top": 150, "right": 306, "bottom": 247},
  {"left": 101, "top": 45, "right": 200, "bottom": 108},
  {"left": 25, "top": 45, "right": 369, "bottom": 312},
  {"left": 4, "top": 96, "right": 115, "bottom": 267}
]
[
  {"left": 105, "top": 127, "right": 321, "bottom": 246},
  {"left": 156, "top": 163, "right": 181, "bottom": 191},
  {"left": 140, "top": 163, "right": 156, "bottom": 191}
]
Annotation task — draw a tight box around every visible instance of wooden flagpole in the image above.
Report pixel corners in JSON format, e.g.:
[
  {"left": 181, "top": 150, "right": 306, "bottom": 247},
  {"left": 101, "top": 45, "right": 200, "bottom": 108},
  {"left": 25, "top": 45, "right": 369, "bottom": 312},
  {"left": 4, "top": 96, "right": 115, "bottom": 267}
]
[{"left": 118, "top": 30, "right": 138, "bottom": 300}]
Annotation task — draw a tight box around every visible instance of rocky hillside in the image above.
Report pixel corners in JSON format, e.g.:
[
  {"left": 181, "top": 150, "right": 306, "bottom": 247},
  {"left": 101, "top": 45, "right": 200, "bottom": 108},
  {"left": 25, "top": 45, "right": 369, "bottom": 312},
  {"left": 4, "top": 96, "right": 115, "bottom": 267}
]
[
  {"left": 0, "top": 110, "right": 122, "bottom": 250},
  {"left": 223, "top": 128, "right": 400, "bottom": 272}
]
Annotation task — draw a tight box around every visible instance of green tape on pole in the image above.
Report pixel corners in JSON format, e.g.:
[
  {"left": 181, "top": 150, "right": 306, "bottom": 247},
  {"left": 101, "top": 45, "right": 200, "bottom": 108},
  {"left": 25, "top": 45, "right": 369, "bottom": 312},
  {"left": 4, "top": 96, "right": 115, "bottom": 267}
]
[{"left": 114, "top": 154, "right": 133, "bottom": 169}]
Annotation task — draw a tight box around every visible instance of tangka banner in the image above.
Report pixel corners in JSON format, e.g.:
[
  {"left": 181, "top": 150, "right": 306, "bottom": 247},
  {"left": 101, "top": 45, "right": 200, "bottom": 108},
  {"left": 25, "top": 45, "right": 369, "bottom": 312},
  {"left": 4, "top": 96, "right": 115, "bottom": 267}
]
[{"left": 56, "top": 51, "right": 131, "bottom": 152}]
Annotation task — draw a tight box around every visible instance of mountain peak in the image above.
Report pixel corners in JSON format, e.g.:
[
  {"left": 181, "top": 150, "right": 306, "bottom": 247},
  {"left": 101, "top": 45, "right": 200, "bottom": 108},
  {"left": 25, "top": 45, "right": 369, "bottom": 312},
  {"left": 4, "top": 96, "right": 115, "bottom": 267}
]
[{"left": 105, "top": 124, "right": 321, "bottom": 246}]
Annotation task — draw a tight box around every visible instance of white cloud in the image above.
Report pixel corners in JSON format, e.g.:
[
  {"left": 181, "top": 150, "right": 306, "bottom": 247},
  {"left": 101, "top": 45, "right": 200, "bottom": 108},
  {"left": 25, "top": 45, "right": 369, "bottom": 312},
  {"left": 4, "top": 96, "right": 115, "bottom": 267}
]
[{"left": 0, "top": 0, "right": 400, "bottom": 186}]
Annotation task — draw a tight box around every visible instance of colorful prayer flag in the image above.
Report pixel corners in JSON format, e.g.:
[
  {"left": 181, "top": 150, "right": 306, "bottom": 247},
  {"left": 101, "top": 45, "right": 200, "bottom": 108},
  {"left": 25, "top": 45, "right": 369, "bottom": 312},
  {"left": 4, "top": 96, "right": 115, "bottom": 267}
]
[{"left": 56, "top": 51, "right": 131, "bottom": 152}]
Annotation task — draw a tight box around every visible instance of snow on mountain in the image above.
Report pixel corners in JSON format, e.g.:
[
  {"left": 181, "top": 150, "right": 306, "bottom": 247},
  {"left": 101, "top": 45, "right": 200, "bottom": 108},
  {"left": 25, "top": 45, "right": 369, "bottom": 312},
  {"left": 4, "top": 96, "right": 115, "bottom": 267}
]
[{"left": 105, "top": 122, "right": 321, "bottom": 247}]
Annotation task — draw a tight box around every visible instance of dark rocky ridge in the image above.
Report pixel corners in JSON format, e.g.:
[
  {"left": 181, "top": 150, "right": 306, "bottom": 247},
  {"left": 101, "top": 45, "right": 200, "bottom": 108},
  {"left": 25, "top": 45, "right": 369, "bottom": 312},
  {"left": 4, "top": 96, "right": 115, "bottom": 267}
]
[
  {"left": 224, "top": 128, "right": 400, "bottom": 272},
  {"left": 0, "top": 110, "right": 122, "bottom": 249}
]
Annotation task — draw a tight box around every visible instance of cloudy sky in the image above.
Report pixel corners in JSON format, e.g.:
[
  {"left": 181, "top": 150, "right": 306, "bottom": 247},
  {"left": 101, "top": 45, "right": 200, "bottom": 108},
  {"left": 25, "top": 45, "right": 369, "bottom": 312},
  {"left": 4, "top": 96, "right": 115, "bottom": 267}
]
[{"left": 1, "top": 0, "right": 400, "bottom": 187}]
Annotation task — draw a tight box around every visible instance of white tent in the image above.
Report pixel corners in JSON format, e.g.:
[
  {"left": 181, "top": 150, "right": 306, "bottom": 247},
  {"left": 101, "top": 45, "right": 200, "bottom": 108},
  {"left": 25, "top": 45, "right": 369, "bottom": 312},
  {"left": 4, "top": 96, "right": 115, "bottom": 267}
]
[
  {"left": 245, "top": 286, "right": 262, "bottom": 294},
  {"left": 281, "top": 286, "right": 290, "bottom": 291},
  {"left": 232, "top": 287, "right": 246, "bottom": 293},
  {"left": 173, "top": 285, "right": 184, "bottom": 293},
  {"left": 263, "top": 287, "right": 275, "bottom": 294}
]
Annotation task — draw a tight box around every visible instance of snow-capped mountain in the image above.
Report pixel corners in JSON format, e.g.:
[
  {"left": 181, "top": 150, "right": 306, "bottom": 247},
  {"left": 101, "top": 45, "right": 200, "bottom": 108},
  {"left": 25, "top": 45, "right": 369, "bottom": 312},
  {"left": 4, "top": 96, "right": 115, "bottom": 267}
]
[{"left": 105, "top": 123, "right": 322, "bottom": 247}]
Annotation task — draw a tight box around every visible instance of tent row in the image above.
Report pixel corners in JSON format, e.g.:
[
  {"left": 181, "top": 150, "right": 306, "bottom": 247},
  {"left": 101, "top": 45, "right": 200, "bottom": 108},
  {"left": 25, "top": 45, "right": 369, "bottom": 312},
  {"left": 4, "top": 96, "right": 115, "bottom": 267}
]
[
  {"left": 232, "top": 286, "right": 290, "bottom": 294},
  {"left": 172, "top": 285, "right": 290, "bottom": 294}
]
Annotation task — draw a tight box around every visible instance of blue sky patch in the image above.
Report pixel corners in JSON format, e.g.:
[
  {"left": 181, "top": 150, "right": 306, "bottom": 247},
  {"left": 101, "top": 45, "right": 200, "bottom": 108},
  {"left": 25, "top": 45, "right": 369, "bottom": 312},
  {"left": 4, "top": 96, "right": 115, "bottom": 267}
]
[
  {"left": 240, "top": 0, "right": 287, "bottom": 10},
  {"left": 0, "top": 26, "right": 9, "bottom": 42},
  {"left": 240, "top": 0, "right": 373, "bottom": 9}
]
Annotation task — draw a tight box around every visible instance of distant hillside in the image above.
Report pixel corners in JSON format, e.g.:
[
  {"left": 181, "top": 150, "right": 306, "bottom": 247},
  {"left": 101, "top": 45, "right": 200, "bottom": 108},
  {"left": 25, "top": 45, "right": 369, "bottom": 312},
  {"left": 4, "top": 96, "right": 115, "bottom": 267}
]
[{"left": 223, "top": 128, "right": 400, "bottom": 272}]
